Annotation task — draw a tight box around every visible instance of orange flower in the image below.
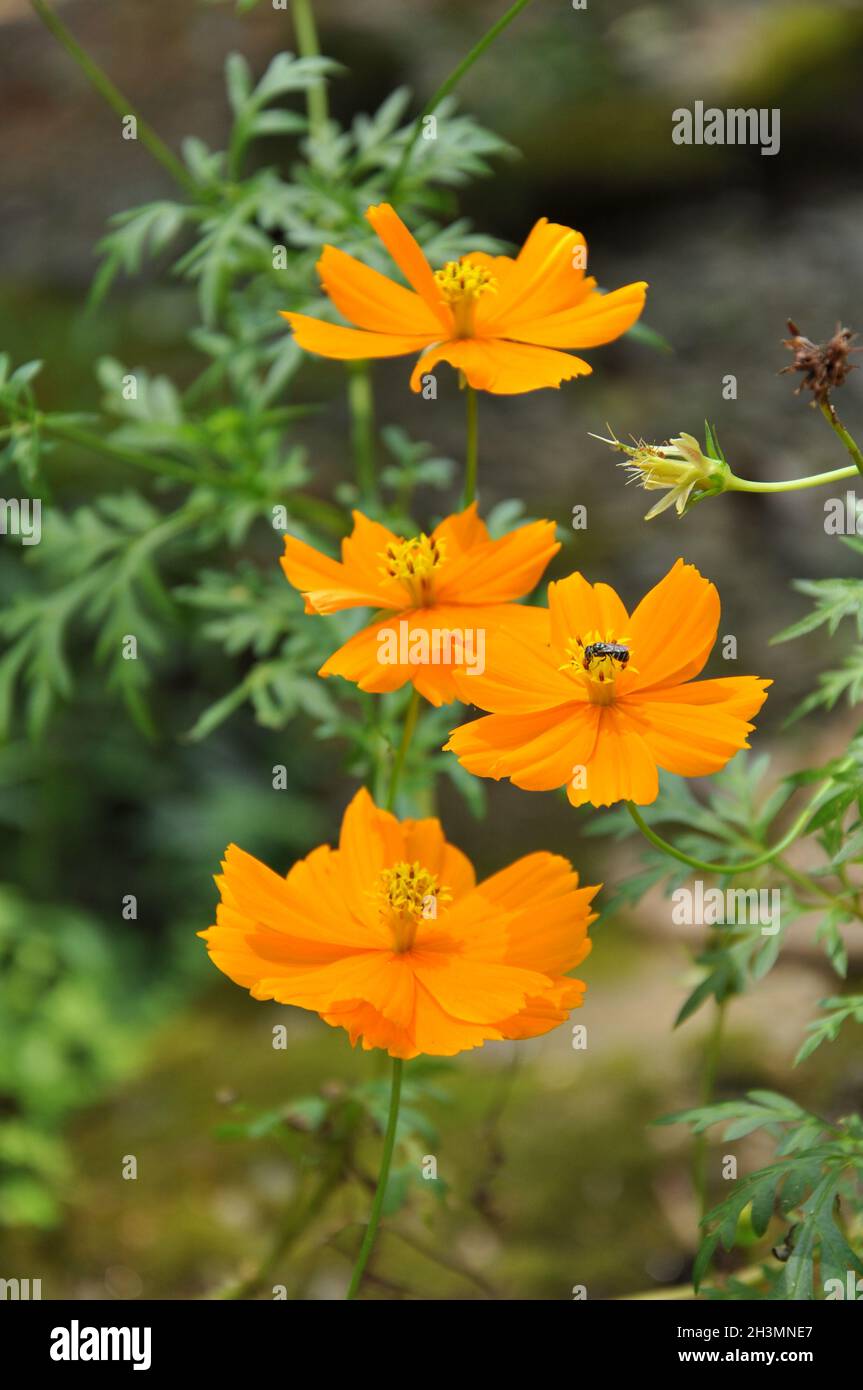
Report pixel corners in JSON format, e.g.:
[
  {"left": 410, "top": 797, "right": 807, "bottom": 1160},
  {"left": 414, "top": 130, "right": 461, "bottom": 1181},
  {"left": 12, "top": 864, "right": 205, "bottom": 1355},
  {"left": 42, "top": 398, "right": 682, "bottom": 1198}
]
[
  {"left": 280, "top": 203, "right": 647, "bottom": 394},
  {"left": 445, "top": 560, "right": 772, "bottom": 808},
  {"left": 199, "top": 788, "right": 598, "bottom": 1059},
  {"left": 281, "top": 502, "right": 559, "bottom": 705}
]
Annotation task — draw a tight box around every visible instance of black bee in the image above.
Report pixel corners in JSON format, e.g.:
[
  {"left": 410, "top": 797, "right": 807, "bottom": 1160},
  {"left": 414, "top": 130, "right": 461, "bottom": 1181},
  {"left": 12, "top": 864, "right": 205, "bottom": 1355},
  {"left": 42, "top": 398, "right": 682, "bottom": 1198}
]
[{"left": 583, "top": 641, "right": 630, "bottom": 667}]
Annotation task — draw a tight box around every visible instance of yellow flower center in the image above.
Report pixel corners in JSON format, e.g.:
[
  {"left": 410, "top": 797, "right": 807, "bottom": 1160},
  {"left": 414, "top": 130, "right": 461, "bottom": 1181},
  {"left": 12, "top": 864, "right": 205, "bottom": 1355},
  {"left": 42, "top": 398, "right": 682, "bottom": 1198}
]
[
  {"left": 376, "top": 861, "right": 451, "bottom": 953},
  {"left": 561, "top": 631, "right": 634, "bottom": 706},
  {"left": 433, "top": 259, "right": 498, "bottom": 337},
  {"left": 380, "top": 533, "right": 445, "bottom": 606}
]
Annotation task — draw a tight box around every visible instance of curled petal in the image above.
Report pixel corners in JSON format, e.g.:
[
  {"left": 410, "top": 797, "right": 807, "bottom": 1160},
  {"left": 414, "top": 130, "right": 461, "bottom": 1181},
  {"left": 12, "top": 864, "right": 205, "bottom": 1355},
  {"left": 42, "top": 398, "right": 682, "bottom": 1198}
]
[{"left": 410, "top": 337, "right": 591, "bottom": 395}]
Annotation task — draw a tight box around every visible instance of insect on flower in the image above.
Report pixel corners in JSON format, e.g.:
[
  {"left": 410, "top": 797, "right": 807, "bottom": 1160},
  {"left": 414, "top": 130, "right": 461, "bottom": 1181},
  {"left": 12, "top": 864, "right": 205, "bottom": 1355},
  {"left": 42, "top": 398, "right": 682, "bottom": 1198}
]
[
  {"left": 583, "top": 641, "right": 630, "bottom": 667},
  {"left": 445, "top": 560, "right": 772, "bottom": 808}
]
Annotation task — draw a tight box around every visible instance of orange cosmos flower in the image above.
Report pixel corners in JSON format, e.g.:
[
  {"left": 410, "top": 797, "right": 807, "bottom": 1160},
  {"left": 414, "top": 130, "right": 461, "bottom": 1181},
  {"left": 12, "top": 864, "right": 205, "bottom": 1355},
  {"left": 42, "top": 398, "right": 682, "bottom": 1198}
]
[
  {"left": 445, "top": 559, "right": 772, "bottom": 808},
  {"left": 280, "top": 203, "right": 647, "bottom": 394},
  {"left": 199, "top": 788, "right": 598, "bottom": 1059},
  {"left": 281, "top": 502, "right": 559, "bottom": 705}
]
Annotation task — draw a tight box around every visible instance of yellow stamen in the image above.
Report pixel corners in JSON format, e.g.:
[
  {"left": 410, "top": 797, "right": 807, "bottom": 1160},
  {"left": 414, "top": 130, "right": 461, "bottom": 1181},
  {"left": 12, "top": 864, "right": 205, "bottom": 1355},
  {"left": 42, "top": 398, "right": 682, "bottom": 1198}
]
[
  {"left": 560, "top": 631, "right": 635, "bottom": 706},
  {"left": 379, "top": 533, "right": 445, "bottom": 606},
  {"left": 376, "top": 861, "right": 451, "bottom": 953},
  {"left": 433, "top": 259, "right": 498, "bottom": 337}
]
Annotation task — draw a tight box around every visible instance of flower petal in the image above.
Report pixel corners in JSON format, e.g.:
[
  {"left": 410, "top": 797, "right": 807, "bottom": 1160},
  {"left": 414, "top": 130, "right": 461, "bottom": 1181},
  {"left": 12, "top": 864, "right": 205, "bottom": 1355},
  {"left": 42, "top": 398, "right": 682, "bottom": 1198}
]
[
  {"left": 254, "top": 949, "right": 417, "bottom": 1026},
  {"left": 409, "top": 982, "right": 505, "bottom": 1056},
  {"left": 336, "top": 787, "right": 401, "bottom": 902},
  {"left": 626, "top": 675, "right": 772, "bottom": 776},
  {"left": 320, "top": 618, "right": 414, "bottom": 694},
  {"left": 434, "top": 518, "right": 560, "bottom": 605},
  {"left": 431, "top": 501, "right": 490, "bottom": 557},
  {"left": 475, "top": 852, "right": 598, "bottom": 976},
  {"left": 504, "top": 281, "right": 648, "bottom": 349},
  {"left": 451, "top": 608, "right": 577, "bottom": 714},
  {"left": 200, "top": 783, "right": 597, "bottom": 1059},
  {"left": 320, "top": 609, "right": 484, "bottom": 705},
  {"left": 566, "top": 706, "right": 659, "bottom": 808},
  {"left": 411, "top": 951, "right": 551, "bottom": 1024},
  {"left": 316, "top": 243, "right": 443, "bottom": 336},
  {"left": 280, "top": 311, "right": 430, "bottom": 360},
  {"left": 282, "top": 523, "right": 404, "bottom": 613},
  {"left": 627, "top": 559, "right": 720, "bottom": 691},
  {"left": 479, "top": 219, "right": 590, "bottom": 330},
  {"left": 496, "top": 978, "right": 588, "bottom": 1041},
  {"left": 199, "top": 836, "right": 388, "bottom": 996},
  {"left": 320, "top": 999, "right": 417, "bottom": 1058},
  {"left": 445, "top": 703, "right": 600, "bottom": 791},
  {"left": 401, "top": 819, "right": 476, "bottom": 901},
  {"left": 548, "top": 572, "right": 631, "bottom": 656},
  {"left": 365, "top": 202, "right": 453, "bottom": 329},
  {"left": 461, "top": 250, "right": 517, "bottom": 281},
  {"left": 409, "top": 337, "right": 591, "bottom": 395}
]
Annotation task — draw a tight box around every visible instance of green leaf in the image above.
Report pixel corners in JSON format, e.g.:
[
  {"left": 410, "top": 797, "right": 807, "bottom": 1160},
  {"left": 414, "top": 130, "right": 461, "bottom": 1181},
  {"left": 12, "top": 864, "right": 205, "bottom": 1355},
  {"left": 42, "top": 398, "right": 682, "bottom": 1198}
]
[
  {"left": 225, "top": 53, "right": 254, "bottom": 114},
  {"left": 625, "top": 318, "right": 672, "bottom": 353},
  {"left": 692, "top": 1230, "right": 720, "bottom": 1292}
]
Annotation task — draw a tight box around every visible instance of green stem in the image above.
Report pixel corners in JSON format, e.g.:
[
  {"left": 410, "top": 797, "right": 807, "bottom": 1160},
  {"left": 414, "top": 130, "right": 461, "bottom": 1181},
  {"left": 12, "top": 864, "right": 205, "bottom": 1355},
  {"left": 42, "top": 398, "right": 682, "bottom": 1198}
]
[
  {"left": 291, "top": 0, "right": 328, "bottom": 141},
  {"left": 347, "top": 362, "right": 378, "bottom": 504},
  {"left": 346, "top": 1056, "right": 403, "bottom": 1299},
  {"left": 9, "top": 410, "right": 347, "bottom": 530},
  {"left": 624, "top": 784, "right": 831, "bottom": 876},
  {"left": 31, "top": 415, "right": 229, "bottom": 490},
  {"left": 774, "top": 856, "right": 863, "bottom": 923},
  {"left": 30, "top": 0, "right": 197, "bottom": 197},
  {"left": 727, "top": 463, "right": 859, "bottom": 493},
  {"left": 386, "top": 687, "right": 421, "bottom": 812},
  {"left": 389, "top": 0, "right": 535, "bottom": 193},
  {"left": 462, "top": 385, "right": 479, "bottom": 507},
  {"left": 820, "top": 400, "right": 863, "bottom": 477},
  {"left": 693, "top": 999, "right": 727, "bottom": 1221}
]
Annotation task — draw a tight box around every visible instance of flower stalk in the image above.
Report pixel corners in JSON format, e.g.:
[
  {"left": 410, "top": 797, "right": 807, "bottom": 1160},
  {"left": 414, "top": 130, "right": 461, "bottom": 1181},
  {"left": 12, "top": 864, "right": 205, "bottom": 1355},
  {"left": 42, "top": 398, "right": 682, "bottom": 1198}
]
[
  {"left": 694, "top": 999, "right": 728, "bottom": 1221},
  {"left": 463, "top": 385, "right": 479, "bottom": 506},
  {"left": 346, "top": 1057, "right": 404, "bottom": 1299},
  {"left": 389, "top": 0, "right": 536, "bottom": 194},
  {"left": 386, "top": 687, "right": 421, "bottom": 812},
  {"left": 725, "top": 463, "right": 861, "bottom": 493},
  {"left": 624, "top": 784, "right": 833, "bottom": 877},
  {"left": 599, "top": 418, "right": 863, "bottom": 518},
  {"left": 291, "top": 0, "right": 329, "bottom": 141},
  {"left": 820, "top": 400, "right": 863, "bottom": 477},
  {"left": 30, "top": 0, "right": 197, "bottom": 197},
  {"left": 347, "top": 361, "right": 378, "bottom": 504}
]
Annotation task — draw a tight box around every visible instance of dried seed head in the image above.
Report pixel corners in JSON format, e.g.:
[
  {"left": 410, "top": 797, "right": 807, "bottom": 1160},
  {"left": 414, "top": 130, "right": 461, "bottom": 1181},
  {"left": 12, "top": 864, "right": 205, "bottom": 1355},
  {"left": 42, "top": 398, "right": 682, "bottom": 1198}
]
[{"left": 780, "top": 320, "right": 860, "bottom": 406}]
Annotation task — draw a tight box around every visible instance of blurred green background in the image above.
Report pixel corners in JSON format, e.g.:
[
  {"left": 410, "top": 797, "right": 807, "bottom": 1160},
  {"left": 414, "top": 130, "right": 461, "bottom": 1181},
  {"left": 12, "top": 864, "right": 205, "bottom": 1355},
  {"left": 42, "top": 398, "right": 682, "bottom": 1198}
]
[{"left": 1, "top": 0, "right": 863, "bottom": 1299}]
